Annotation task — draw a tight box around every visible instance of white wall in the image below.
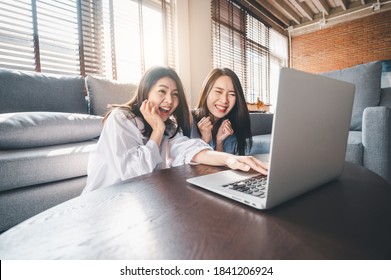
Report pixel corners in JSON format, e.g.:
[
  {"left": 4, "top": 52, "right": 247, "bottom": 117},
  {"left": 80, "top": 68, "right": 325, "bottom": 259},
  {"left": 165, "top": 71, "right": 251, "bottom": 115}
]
[{"left": 176, "top": 0, "right": 212, "bottom": 107}]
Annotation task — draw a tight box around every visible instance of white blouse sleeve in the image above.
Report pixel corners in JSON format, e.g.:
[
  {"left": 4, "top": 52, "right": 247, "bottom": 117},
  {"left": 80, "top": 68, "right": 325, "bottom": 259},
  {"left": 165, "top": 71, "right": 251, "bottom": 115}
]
[
  {"left": 97, "top": 108, "right": 162, "bottom": 180},
  {"left": 168, "top": 132, "right": 212, "bottom": 167}
]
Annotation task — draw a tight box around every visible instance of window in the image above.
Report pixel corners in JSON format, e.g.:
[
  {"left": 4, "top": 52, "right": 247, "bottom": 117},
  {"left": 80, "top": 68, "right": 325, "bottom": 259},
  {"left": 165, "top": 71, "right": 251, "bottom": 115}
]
[
  {"left": 0, "top": 0, "right": 176, "bottom": 82},
  {"left": 103, "top": 0, "right": 176, "bottom": 82},
  {"left": 269, "top": 29, "right": 288, "bottom": 112},
  {"left": 211, "top": 0, "right": 288, "bottom": 111},
  {"left": 0, "top": 0, "right": 36, "bottom": 72}
]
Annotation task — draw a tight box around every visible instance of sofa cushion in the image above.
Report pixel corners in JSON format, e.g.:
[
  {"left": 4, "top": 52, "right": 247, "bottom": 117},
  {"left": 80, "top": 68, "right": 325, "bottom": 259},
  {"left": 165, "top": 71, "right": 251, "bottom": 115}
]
[
  {"left": 321, "top": 61, "right": 382, "bottom": 131},
  {"left": 0, "top": 176, "right": 87, "bottom": 233},
  {"left": 0, "top": 140, "right": 97, "bottom": 192},
  {"left": 0, "top": 112, "right": 103, "bottom": 149},
  {"left": 249, "top": 134, "right": 272, "bottom": 155},
  {"left": 86, "top": 75, "right": 137, "bottom": 116},
  {"left": 346, "top": 131, "right": 363, "bottom": 165},
  {"left": 0, "top": 68, "right": 87, "bottom": 114}
]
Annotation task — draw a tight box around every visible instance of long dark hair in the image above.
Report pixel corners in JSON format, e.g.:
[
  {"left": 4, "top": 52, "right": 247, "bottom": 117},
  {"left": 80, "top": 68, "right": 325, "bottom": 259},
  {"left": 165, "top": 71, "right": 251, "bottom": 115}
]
[
  {"left": 104, "top": 66, "right": 190, "bottom": 138},
  {"left": 193, "top": 68, "right": 252, "bottom": 155}
]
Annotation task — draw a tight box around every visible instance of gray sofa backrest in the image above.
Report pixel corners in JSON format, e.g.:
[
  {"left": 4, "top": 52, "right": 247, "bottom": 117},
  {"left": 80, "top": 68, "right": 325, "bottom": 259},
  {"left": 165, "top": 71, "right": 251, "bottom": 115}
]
[
  {"left": 250, "top": 112, "right": 274, "bottom": 135},
  {"left": 0, "top": 68, "right": 87, "bottom": 114},
  {"left": 85, "top": 75, "right": 137, "bottom": 116},
  {"left": 321, "top": 61, "right": 382, "bottom": 131},
  {"left": 380, "top": 87, "right": 391, "bottom": 108}
]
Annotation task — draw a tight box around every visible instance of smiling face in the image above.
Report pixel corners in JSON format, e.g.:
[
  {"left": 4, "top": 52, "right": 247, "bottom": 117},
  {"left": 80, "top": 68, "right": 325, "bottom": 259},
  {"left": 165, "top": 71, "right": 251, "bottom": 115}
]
[
  {"left": 147, "top": 77, "right": 180, "bottom": 122},
  {"left": 206, "top": 75, "right": 236, "bottom": 121}
]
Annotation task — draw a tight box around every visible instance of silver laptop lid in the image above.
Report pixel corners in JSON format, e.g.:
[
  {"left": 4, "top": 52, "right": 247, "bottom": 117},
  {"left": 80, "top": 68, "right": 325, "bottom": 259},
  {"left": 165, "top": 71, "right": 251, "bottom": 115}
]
[{"left": 265, "top": 67, "right": 355, "bottom": 208}]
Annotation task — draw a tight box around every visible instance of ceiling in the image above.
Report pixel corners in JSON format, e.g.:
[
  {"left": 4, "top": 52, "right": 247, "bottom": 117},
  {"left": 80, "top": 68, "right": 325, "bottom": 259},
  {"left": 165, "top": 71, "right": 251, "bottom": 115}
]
[{"left": 240, "top": 0, "right": 391, "bottom": 36}]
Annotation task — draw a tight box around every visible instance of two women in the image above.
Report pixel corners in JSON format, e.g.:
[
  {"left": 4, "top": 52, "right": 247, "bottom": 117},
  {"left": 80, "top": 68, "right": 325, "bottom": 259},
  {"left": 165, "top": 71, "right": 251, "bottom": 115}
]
[{"left": 83, "top": 66, "right": 267, "bottom": 193}]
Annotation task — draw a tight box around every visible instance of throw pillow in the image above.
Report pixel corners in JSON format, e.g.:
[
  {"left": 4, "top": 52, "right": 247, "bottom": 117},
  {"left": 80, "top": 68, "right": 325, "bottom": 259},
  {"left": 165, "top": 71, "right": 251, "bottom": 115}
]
[{"left": 86, "top": 75, "right": 137, "bottom": 116}]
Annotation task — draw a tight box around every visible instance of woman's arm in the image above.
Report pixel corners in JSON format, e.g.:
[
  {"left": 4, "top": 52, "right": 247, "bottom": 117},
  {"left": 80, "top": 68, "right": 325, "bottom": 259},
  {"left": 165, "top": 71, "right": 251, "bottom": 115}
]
[
  {"left": 197, "top": 116, "right": 213, "bottom": 143},
  {"left": 192, "top": 149, "right": 268, "bottom": 175},
  {"left": 215, "top": 119, "right": 234, "bottom": 152}
]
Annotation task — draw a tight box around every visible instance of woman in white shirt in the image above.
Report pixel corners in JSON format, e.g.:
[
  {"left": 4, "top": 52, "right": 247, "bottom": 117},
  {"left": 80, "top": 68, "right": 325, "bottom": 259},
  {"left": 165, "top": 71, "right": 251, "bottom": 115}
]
[{"left": 83, "top": 66, "right": 268, "bottom": 193}]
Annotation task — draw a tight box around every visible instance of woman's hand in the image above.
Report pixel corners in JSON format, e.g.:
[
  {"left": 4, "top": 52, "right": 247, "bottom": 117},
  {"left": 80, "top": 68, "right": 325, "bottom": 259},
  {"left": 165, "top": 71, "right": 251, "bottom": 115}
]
[
  {"left": 140, "top": 100, "right": 165, "bottom": 132},
  {"left": 226, "top": 155, "right": 269, "bottom": 175},
  {"left": 197, "top": 116, "right": 213, "bottom": 143},
  {"left": 192, "top": 149, "right": 269, "bottom": 175},
  {"left": 216, "top": 119, "right": 234, "bottom": 148},
  {"left": 140, "top": 100, "right": 165, "bottom": 146}
]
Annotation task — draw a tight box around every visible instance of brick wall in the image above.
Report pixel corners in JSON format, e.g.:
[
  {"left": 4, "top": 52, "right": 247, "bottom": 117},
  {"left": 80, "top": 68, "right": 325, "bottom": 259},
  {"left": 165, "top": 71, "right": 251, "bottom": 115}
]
[{"left": 291, "top": 9, "right": 391, "bottom": 73}]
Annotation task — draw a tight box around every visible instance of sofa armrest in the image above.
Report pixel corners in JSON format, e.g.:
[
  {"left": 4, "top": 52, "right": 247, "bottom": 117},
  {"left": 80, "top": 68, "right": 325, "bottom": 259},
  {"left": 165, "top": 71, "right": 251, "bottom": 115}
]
[
  {"left": 250, "top": 113, "right": 274, "bottom": 135},
  {"left": 362, "top": 106, "right": 391, "bottom": 183}
]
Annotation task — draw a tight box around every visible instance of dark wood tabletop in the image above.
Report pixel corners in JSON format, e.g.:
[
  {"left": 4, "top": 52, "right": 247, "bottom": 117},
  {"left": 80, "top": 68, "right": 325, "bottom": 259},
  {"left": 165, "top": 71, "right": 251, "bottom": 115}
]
[{"left": 1, "top": 162, "right": 391, "bottom": 260}]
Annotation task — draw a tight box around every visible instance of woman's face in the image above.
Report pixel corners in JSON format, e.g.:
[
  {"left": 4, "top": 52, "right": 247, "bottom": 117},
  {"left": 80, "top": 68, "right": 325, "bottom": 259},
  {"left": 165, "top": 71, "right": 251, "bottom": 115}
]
[
  {"left": 147, "top": 77, "right": 180, "bottom": 122},
  {"left": 206, "top": 75, "right": 236, "bottom": 120}
]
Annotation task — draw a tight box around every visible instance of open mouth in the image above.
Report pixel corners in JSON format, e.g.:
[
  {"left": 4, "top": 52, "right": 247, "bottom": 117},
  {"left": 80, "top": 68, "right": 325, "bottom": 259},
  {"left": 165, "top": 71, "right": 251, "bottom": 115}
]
[
  {"left": 215, "top": 104, "right": 228, "bottom": 113},
  {"left": 159, "top": 107, "right": 171, "bottom": 116}
]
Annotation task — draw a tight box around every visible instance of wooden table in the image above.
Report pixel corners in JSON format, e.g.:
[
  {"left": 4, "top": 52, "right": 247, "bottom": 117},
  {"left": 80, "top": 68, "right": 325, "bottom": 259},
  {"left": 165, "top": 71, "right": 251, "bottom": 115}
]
[{"left": 1, "top": 162, "right": 391, "bottom": 259}]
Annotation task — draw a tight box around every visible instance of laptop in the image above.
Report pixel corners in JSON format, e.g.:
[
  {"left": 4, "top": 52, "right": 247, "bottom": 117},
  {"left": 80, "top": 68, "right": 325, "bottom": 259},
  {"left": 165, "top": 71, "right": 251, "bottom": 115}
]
[{"left": 186, "top": 67, "right": 355, "bottom": 209}]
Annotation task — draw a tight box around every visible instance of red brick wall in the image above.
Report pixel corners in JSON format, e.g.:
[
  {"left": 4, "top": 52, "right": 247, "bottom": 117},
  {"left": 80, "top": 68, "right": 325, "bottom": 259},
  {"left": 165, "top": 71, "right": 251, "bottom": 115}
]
[{"left": 291, "top": 9, "right": 391, "bottom": 73}]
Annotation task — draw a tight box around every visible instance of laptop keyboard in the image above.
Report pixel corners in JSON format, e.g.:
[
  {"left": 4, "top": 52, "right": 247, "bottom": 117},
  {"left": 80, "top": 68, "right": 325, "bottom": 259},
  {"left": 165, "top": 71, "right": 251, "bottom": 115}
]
[{"left": 222, "top": 175, "right": 268, "bottom": 198}]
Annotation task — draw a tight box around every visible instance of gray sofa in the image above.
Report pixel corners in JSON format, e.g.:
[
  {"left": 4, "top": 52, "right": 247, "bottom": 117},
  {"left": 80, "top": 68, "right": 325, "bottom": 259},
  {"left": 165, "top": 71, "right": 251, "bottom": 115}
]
[
  {"left": 0, "top": 68, "right": 136, "bottom": 233},
  {"left": 250, "top": 61, "right": 391, "bottom": 184}
]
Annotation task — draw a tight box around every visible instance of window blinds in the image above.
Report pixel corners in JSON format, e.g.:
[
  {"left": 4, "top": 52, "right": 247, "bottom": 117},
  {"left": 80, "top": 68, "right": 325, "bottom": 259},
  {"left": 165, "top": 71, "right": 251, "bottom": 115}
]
[
  {"left": 0, "top": 0, "right": 176, "bottom": 82},
  {"left": 211, "top": 0, "right": 270, "bottom": 103},
  {"left": 36, "top": 0, "right": 80, "bottom": 75},
  {"left": 80, "top": 0, "right": 106, "bottom": 77},
  {"left": 0, "top": 0, "right": 35, "bottom": 71}
]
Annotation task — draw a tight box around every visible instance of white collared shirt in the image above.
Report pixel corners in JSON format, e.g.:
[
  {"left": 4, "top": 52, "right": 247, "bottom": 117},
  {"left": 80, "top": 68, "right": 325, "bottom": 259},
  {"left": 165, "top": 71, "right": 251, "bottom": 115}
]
[{"left": 82, "top": 108, "right": 211, "bottom": 193}]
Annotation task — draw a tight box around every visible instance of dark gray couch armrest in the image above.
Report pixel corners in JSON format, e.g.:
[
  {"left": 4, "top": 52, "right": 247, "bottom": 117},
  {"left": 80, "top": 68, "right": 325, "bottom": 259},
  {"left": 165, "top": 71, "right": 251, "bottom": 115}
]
[
  {"left": 250, "top": 113, "right": 274, "bottom": 135},
  {"left": 362, "top": 106, "right": 391, "bottom": 183}
]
